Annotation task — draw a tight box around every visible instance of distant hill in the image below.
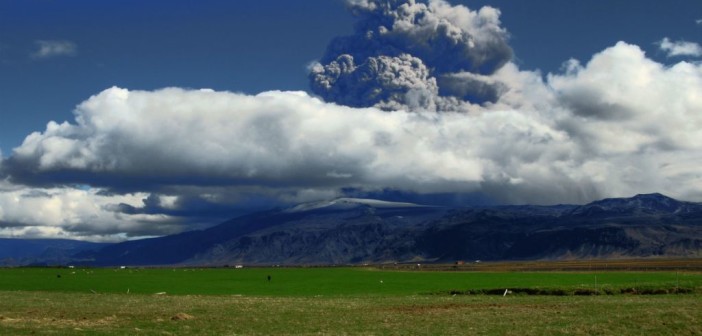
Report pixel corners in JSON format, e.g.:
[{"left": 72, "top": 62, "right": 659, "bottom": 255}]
[
  {"left": 73, "top": 194, "right": 702, "bottom": 266},
  {"left": 0, "top": 239, "right": 111, "bottom": 266}
]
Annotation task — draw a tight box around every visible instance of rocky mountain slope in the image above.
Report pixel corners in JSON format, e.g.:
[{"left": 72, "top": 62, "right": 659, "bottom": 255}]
[{"left": 72, "top": 194, "right": 702, "bottom": 266}]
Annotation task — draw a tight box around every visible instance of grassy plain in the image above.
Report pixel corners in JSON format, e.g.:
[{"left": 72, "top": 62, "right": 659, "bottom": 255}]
[
  {"left": 0, "top": 265, "right": 700, "bottom": 335},
  {"left": 0, "top": 267, "right": 699, "bottom": 296}
]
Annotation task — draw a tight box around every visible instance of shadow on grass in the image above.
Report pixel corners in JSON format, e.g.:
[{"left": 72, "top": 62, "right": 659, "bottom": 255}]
[{"left": 433, "top": 286, "right": 696, "bottom": 296}]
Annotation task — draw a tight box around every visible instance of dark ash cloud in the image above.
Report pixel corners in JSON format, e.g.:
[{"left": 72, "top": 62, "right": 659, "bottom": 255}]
[
  {"left": 309, "top": 54, "right": 439, "bottom": 110},
  {"left": 310, "top": 0, "right": 512, "bottom": 111}
]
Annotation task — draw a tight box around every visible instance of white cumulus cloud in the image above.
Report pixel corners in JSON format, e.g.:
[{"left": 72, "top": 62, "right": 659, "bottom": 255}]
[
  {"left": 4, "top": 41, "right": 702, "bottom": 213},
  {"left": 0, "top": 180, "right": 182, "bottom": 241}
]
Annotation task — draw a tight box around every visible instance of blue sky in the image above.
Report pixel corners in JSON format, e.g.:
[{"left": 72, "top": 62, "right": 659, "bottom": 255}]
[
  {"left": 0, "top": 0, "right": 701, "bottom": 241},
  {"left": 0, "top": 0, "right": 354, "bottom": 150}
]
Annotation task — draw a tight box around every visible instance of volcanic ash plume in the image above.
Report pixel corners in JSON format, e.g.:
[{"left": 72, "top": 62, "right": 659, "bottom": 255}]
[{"left": 309, "top": 0, "right": 513, "bottom": 112}]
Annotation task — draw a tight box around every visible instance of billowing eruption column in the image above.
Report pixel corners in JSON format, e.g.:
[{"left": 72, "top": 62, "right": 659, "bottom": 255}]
[{"left": 309, "top": 0, "right": 513, "bottom": 112}]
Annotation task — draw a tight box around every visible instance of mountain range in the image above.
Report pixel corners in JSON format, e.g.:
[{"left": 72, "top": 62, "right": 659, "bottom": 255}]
[
  {"left": 3, "top": 193, "right": 702, "bottom": 266},
  {"left": 0, "top": 239, "right": 109, "bottom": 266}
]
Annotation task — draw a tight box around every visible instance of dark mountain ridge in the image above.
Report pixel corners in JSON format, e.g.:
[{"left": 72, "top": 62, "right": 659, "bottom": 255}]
[
  {"left": 0, "top": 239, "right": 110, "bottom": 266},
  {"left": 568, "top": 193, "right": 696, "bottom": 217},
  {"left": 69, "top": 194, "right": 702, "bottom": 266},
  {"left": 78, "top": 201, "right": 450, "bottom": 266},
  {"left": 4, "top": 194, "right": 701, "bottom": 266}
]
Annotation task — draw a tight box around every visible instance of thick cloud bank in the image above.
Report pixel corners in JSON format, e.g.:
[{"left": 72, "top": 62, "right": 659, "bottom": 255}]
[
  {"left": 310, "top": 0, "right": 512, "bottom": 111},
  {"left": 5, "top": 43, "right": 702, "bottom": 203},
  {"left": 4, "top": 88, "right": 499, "bottom": 194}
]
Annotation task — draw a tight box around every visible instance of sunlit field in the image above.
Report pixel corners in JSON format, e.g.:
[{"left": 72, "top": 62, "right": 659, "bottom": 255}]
[
  {"left": 0, "top": 265, "right": 700, "bottom": 335},
  {"left": 0, "top": 266, "right": 700, "bottom": 296}
]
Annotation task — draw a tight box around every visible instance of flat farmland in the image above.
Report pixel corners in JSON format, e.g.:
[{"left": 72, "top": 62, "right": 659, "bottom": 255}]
[
  {"left": 0, "top": 262, "right": 700, "bottom": 335},
  {"left": 0, "top": 266, "right": 700, "bottom": 296}
]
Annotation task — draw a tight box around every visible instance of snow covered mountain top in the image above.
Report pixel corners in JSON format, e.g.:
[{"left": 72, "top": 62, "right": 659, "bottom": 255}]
[{"left": 284, "top": 198, "right": 424, "bottom": 213}]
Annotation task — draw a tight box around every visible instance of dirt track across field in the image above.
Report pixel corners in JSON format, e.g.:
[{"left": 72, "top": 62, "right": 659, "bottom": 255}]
[{"left": 383, "top": 258, "right": 702, "bottom": 272}]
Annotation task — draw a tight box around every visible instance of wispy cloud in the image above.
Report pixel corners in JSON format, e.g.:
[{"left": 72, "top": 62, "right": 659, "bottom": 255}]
[
  {"left": 697, "top": 19, "right": 702, "bottom": 25},
  {"left": 658, "top": 37, "right": 702, "bottom": 57},
  {"left": 31, "top": 40, "right": 77, "bottom": 59}
]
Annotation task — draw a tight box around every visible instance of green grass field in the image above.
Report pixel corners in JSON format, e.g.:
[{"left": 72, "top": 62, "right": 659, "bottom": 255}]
[
  {"left": 1, "top": 267, "right": 699, "bottom": 296},
  {"left": 0, "top": 267, "right": 701, "bottom": 335}
]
